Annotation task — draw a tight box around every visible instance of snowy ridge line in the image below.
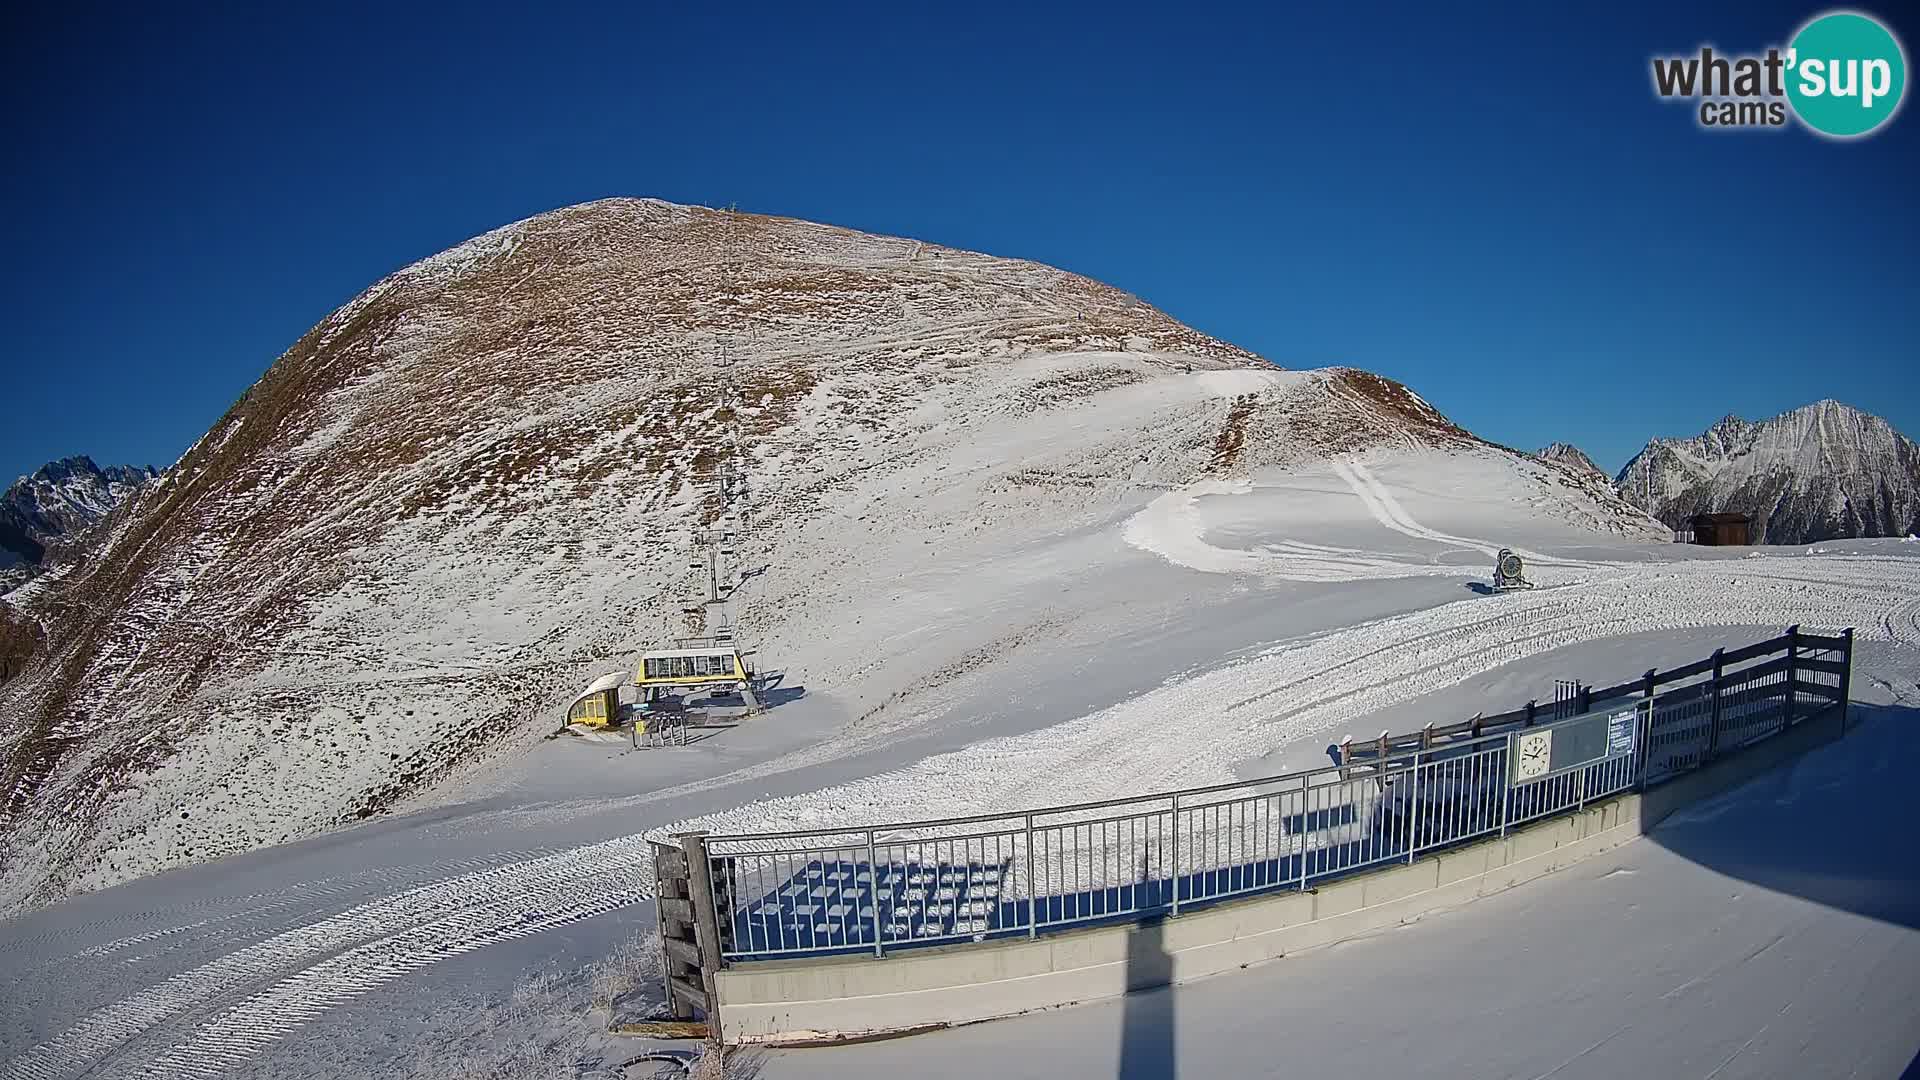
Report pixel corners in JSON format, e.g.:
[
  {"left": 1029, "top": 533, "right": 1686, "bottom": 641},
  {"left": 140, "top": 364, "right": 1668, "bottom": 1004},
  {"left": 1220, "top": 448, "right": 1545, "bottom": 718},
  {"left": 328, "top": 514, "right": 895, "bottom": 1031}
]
[{"left": 0, "top": 841, "right": 653, "bottom": 1080}]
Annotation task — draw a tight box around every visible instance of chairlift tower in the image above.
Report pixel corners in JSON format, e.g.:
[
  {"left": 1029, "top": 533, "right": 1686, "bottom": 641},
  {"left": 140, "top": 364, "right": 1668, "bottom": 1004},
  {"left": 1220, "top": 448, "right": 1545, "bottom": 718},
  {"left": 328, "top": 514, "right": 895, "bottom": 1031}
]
[{"left": 675, "top": 204, "right": 763, "bottom": 712}]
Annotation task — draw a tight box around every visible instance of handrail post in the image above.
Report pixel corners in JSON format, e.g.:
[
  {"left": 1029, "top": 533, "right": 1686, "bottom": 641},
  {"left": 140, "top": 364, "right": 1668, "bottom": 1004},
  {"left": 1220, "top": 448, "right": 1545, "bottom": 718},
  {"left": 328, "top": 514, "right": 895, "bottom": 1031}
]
[
  {"left": 1706, "top": 648, "right": 1725, "bottom": 760},
  {"left": 865, "top": 829, "right": 884, "bottom": 957},
  {"left": 1841, "top": 627, "right": 1856, "bottom": 732},
  {"left": 1298, "top": 775, "right": 1312, "bottom": 891},
  {"left": 1637, "top": 668, "right": 1657, "bottom": 790},
  {"left": 1024, "top": 814, "right": 1037, "bottom": 939},
  {"left": 1169, "top": 793, "right": 1182, "bottom": 916},
  {"left": 1499, "top": 743, "right": 1512, "bottom": 839},
  {"left": 677, "top": 830, "right": 725, "bottom": 1046},
  {"left": 649, "top": 840, "right": 684, "bottom": 1018},
  {"left": 1783, "top": 625, "right": 1800, "bottom": 730},
  {"left": 1634, "top": 698, "right": 1654, "bottom": 790},
  {"left": 1406, "top": 750, "right": 1423, "bottom": 862}
]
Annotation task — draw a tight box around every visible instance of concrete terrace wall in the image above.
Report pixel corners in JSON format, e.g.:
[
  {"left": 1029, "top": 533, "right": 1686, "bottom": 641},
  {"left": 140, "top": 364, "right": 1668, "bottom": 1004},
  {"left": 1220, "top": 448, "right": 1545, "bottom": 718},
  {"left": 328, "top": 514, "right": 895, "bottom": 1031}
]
[{"left": 716, "top": 703, "right": 1850, "bottom": 1045}]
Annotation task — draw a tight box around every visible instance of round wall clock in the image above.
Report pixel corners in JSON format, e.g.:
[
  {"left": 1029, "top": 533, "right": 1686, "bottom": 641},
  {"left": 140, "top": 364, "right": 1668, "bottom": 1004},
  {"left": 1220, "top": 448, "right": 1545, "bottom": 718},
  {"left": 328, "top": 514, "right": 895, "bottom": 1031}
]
[{"left": 1515, "top": 729, "right": 1553, "bottom": 781}]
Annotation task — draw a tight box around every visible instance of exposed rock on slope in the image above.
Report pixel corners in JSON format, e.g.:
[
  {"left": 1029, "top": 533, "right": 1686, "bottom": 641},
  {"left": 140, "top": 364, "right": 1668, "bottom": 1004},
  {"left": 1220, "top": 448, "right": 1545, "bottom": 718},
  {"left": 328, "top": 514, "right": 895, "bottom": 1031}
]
[
  {"left": 0, "top": 198, "right": 1652, "bottom": 909},
  {"left": 1616, "top": 401, "right": 1920, "bottom": 544},
  {"left": 1535, "top": 443, "right": 1607, "bottom": 481},
  {"left": 1527, "top": 442, "right": 1662, "bottom": 537},
  {"left": 0, "top": 602, "right": 41, "bottom": 684}
]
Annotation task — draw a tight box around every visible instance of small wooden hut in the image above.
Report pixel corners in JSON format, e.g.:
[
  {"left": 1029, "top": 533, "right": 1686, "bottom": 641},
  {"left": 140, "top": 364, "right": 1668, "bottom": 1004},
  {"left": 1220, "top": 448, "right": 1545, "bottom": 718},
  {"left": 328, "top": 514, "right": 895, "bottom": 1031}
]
[{"left": 1690, "top": 512, "right": 1752, "bottom": 546}]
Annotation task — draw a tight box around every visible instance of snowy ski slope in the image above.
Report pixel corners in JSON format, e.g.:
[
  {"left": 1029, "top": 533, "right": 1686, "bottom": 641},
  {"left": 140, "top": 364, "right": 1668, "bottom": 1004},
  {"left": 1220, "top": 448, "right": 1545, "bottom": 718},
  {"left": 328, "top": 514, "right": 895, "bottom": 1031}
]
[
  {"left": 1, "top": 200, "right": 1914, "bottom": 1078},
  {"left": 2, "top": 443, "right": 1916, "bottom": 1080}
]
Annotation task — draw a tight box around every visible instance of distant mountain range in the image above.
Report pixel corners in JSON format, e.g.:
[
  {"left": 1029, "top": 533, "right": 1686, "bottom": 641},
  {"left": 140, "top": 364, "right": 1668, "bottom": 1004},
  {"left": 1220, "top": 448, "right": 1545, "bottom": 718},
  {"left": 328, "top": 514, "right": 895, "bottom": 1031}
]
[
  {"left": 1, "top": 457, "right": 157, "bottom": 590},
  {"left": 1610, "top": 401, "right": 1920, "bottom": 544}
]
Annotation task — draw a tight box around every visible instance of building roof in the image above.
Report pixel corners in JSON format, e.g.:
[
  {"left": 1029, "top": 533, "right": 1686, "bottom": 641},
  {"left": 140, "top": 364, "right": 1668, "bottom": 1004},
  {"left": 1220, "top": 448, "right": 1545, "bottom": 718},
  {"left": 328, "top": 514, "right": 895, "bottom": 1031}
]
[
  {"left": 1692, "top": 512, "right": 1752, "bottom": 525},
  {"left": 640, "top": 646, "right": 741, "bottom": 660},
  {"left": 568, "top": 670, "right": 628, "bottom": 709}
]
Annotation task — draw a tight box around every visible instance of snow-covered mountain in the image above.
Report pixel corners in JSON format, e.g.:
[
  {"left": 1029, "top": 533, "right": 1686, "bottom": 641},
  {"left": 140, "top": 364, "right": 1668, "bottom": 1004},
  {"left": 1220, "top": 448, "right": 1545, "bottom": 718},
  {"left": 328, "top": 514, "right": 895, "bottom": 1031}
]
[
  {"left": 1535, "top": 443, "right": 1607, "bottom": 481},
  {"left": 1616, "top": 401, "right": 1920, "bottom": 544},
  {"left": 0, "top": 198, "right": 1661, "bottom": 909},
  {"left": 0, "top": 457, "right": 158, "bottom": 589}
]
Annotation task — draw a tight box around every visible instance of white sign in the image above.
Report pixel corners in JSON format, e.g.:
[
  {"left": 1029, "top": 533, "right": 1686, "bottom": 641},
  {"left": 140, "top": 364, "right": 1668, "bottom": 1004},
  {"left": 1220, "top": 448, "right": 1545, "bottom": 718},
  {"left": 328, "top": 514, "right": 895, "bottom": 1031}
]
[{"left": 1606, "top": 707, "right": 1638, "bottom": 757}]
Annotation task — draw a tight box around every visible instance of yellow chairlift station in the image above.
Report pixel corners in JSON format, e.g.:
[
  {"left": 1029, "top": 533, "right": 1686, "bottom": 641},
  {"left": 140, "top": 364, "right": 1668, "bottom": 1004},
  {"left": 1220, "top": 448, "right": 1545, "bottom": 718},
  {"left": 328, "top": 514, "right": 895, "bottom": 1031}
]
[{"left": 635, "top": 641, "right": 751, "bottom": 688}]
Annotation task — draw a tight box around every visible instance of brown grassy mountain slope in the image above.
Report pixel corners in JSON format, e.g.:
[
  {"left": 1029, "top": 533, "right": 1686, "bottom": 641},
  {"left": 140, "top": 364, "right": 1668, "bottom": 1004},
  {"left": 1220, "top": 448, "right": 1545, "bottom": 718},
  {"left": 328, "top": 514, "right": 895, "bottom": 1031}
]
[{"left": 0, "top": 198, "right": 1559, "bottom": 909}]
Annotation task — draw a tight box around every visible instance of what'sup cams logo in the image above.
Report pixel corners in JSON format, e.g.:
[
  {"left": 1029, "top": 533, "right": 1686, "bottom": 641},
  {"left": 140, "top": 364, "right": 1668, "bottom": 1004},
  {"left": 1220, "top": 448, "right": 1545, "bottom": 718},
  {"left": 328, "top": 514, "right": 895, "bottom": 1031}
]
[{"left": 1652, "top": 10, "right": 1907, "bottom": 137}]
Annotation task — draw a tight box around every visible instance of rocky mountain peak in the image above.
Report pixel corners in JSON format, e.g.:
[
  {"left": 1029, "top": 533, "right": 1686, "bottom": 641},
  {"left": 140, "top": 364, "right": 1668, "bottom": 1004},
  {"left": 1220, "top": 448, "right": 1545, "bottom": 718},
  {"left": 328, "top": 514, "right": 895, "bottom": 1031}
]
[
  {"left": 1, "top": 456, "right": 159, "bottom": 587},
  {"left": 1535, "top": 443, "right": 1607, "bottom": 480},
  {"left": 1616, "top": 400, "right": 1920, "bottom": 543},
  {"left": 0, "top": 198, "right": 1658, "bottom": 906}
]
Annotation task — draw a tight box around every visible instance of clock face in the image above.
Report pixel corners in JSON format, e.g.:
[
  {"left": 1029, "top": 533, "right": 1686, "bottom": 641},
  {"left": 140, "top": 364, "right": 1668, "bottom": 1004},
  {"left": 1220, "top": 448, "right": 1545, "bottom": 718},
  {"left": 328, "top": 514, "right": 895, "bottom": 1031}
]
[{"left": 1515, "top": 730, "right": 1553, "bottom": 781}]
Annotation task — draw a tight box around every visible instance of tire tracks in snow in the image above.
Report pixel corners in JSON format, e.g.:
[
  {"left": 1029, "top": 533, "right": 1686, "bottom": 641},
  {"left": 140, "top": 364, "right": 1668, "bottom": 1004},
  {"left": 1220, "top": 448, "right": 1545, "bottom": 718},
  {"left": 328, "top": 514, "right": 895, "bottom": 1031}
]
[
  {"left": 0, "top": 843, "right": 651, "bottom": 1080},
  {"left": 1127, "top": 455, "right": 1607, "bottom": 582},
  {"left": 7, "top": 553, "right": 1913, "bottom": 1080},
  {"left": 1335, "top": 458, "right": 1598, "bottom": 569},
  {"left": 0, "top": 846, "right": 554, "bottom": 971},
  {"left": 1331, "top": 458, "right": 1495, "bottom": 558},
  {"left": 674, "top": 555, "right": 1920, "bottom": 844},
  {"left": 8, "top": 480, "right": 1919, "bottom": 1078},
  {"left": 1880, "top": 592, "right": 1920, "bottom": 650}
]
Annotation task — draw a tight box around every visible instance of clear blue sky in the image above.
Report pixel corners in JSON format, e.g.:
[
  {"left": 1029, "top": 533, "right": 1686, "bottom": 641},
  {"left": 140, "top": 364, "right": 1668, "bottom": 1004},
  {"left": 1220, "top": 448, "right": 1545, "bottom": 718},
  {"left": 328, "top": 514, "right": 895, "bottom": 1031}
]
[{"left": 2, "top": 2, "right": 1913, "bottom": 483}]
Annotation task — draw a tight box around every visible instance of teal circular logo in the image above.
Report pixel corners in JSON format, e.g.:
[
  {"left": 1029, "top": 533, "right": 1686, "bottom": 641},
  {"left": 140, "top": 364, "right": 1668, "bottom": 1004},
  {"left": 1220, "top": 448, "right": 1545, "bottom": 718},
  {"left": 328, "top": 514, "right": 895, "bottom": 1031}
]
[{"left": 1786, "top": 11, "right": 1907, "bottom": 137}]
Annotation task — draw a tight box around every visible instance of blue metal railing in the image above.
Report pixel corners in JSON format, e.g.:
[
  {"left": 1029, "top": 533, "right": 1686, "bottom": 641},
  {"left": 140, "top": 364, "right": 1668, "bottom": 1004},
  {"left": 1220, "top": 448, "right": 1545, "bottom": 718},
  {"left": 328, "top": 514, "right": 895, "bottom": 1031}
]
[{"left": 694, "top": 627, "right": 1852, "bottom": 963}]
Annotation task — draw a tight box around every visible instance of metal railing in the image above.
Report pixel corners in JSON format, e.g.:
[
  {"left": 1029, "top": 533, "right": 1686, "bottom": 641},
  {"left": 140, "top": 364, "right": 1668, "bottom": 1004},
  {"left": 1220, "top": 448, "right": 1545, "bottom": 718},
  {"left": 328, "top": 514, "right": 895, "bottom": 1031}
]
[
  {"left": 633, "top": 710, "right": 692, "bottom": 748},
  {"left": 682, "top": 627, "right": 1853, "bottom": 964}
]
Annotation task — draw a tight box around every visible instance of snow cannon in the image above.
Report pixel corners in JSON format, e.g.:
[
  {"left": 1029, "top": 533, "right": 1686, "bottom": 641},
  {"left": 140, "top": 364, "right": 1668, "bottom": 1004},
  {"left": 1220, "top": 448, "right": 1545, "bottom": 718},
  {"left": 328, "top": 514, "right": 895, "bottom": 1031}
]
[{"left": 1492, "top": 549, "right": 1533, "bottom": 592}]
